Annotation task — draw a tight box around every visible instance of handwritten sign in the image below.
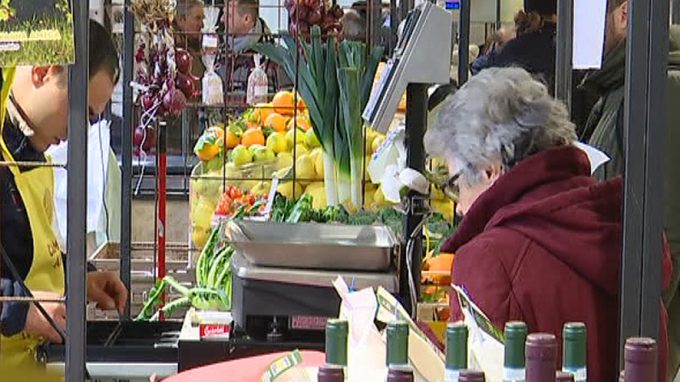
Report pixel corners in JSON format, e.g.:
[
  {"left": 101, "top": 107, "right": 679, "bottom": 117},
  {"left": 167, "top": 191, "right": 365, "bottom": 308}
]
[{"left": 0, "top": 0, "right": 75, "bottom": 66}]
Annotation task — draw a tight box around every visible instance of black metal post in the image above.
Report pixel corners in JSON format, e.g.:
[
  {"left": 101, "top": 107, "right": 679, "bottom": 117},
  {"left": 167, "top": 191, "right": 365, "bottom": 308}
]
[
  {"left": 389, "top": 0, "right": 398, "bottom": 56},
  {"left": 120, "top": 0, "right": 135, "bottom": 320},
  {"left": 619, "top": 0, "right": 668, "bottom": 367},
  {"left": 495, "top": 0, "right": 501, "bottom": 30},
  {"left": 66, "top": 0, "right": 89, "bottom": 380},
  {"left": 458, "top": 0, "right": 470, "bottom": 85},
  {"left": 402, "top": 83, "right": 428, "bottom": 316},
  {"left": 555, "top": 0, "right": 573, "bottom": 112}
]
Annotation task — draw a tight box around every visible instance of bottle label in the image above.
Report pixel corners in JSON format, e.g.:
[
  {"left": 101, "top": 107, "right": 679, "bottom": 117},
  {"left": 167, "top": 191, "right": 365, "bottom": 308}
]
[
  {"left": 563, "top": 367, "right": 587, "bottom": 382},
  {"left": 445, "top": 369, "right": 460, "bottom": 382},
  {"left": 502, "top": 367, "right": 525, "bottom": 382}
]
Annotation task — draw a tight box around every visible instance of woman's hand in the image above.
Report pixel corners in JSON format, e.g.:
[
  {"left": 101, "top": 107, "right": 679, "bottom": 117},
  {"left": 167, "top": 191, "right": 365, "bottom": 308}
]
[{"left": 87, "top": 271, "right": 128, "bottom": 314}]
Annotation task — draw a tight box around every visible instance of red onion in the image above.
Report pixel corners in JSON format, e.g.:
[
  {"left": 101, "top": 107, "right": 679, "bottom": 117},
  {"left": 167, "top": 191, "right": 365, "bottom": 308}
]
[
  {"left": 176, "top": 48, "right": 193, "bottom": 75},
  {"left": 308, "top": 9, "right": 322, "bottom": 24},
  {"left": 163, "top": 88, "right": 187, "bottom": 116},
  {"left": 175, "top": 73, "right": 196, "bottom": 99},
  {"left": 134, "top": 126, "right": 145, "bottom": 146},
  {"left": 141, "top": 94, "right": 156, "bottom": 110},
  {"left": 142, "top": 127, "right": 157, "bottom": 151}
]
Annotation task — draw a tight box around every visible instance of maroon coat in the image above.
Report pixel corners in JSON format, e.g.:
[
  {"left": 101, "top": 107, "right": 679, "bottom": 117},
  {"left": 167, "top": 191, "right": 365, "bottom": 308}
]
[{"left": 441, "top": 146, "right": 670, "bottom": 382}]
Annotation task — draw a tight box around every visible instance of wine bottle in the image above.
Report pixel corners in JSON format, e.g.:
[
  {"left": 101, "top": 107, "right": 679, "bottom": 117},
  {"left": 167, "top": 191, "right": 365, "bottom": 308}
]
[
  {"left": 318, "top": 319, "right": 348, "bottom": 382},
  {"left": 556, "top": 371, "right": 574, "bottom": 382},
  {"left": 387, "top": 368, "right": 415, "bottom": 382},
  {"left": 562, "top": 323, "right": 586, "bottom": 382},
  {"left": 504, "top": 321, "right": 528, "bottom": 382},
  {"left": 526, "top": 333, "right": 557, "bottom": 382},
  {"left": 387, "top": 320, "right": 409, "bottom": 367},
  {"left": 459, "top": 370, "right": 486, "bottom": 382},
  {"left": 386, "top": 320, "right": 413, "bottom": 382},
  {"left": 623, "top": 337, "right": 657, "bottom": 382},
  {"left": 445, "top": 322, "right": 468, "bottom": 382}
]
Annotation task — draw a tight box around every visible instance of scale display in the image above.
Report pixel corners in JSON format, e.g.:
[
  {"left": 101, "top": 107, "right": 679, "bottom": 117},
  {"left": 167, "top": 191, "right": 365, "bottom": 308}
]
[{"left": 362, "top": 2, "right": 453, "bottom": 133}]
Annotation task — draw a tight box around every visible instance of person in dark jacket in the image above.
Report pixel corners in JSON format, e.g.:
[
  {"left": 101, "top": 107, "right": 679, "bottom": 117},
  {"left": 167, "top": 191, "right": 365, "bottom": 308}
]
[
  {"left": 218, "top": 0, "right": 290, "bottom": 105},
  {"left": 424, "top": 67, "right": 671, "bottom": 382},
  {"left": 582, "top": 1, "right": 680, "bottom": 379}
]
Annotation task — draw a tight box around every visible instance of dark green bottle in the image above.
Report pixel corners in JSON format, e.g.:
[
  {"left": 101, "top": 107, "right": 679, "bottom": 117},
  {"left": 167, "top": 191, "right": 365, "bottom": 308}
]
[
  {"left": 318, "top": 319, "right": 348, "bottom": 382},
  {"left": 387, "top": 320, "right": 409, "bottom": 367},
  {"left": 562, "top": 323, "right": 586, "bottom": 382},
  {"left": 503, "top": 321, "right": 527, "bottom": 382},
  {"left": 445, "top": 322, "right": 468, "bottom": 382}
]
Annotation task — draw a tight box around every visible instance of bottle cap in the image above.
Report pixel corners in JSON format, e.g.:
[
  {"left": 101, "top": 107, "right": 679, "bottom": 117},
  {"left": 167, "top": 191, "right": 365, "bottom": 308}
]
[
  {"left": 624, "top": 337, "right": 657, "bottom": 364},
  {"left": 562, "top": 322, "right": 587, "bottom": 368},
  {"left": 556, "top": 371, "right": 575, "bottom": 382},
  {"left": 387, "top": 320, "right": 409, "bottom": 367},
  {"left": 387, "top": 366, "right": 414, "bottom": 382},
  {"left": 317, "top": 366, "right": 344, "bottom": 382},
  {"left": 325, "top": 319, "right": 348, "bottom": 367},
  {"left": 459, "top": 369, "right": 485, "bottom": 382},
  {"left": 504, "top": 321, "right": 527, "bottom": 368},
  {"left": 526, "top": 333, "right": 557, "bottom": 360},
  {"left": 446, "top": 322, "right": 468, "bottom": 369}
]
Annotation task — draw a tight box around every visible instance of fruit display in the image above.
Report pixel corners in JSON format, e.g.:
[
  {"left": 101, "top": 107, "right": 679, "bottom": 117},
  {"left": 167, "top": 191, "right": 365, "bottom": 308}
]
[{"left": 284, "top": 0, "right": 344, "bottom": 39}]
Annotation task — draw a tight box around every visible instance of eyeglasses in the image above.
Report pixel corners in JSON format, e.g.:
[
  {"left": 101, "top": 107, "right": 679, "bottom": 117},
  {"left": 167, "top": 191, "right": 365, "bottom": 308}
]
[{"left": 424, "top": 168, "right": 460, "bottom": 202}]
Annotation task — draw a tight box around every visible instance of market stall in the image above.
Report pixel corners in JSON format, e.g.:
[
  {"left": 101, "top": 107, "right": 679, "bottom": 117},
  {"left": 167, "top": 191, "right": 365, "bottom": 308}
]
[{"left": 0, "top": 0, "right": 675, "bottom": 380}]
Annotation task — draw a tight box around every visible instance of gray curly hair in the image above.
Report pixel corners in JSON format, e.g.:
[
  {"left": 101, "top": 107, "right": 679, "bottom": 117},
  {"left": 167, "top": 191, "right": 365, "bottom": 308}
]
[{"left": 424, "top": 67, "right": 576, "bottom": 185}]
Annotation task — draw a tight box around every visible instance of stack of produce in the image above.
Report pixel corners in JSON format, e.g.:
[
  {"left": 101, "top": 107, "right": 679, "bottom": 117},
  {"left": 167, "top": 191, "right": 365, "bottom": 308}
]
[
  {"left": 284, "top": 0, "right": 344, "bottom": 39},
  {"left": 255, "top": 26, "right": 384, "bottom": 210}
]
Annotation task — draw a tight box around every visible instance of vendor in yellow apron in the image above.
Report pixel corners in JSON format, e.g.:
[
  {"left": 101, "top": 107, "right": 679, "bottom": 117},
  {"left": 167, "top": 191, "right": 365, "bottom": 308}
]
[{"left": 0, "top": 68, "right": 65, "bottom": 379}]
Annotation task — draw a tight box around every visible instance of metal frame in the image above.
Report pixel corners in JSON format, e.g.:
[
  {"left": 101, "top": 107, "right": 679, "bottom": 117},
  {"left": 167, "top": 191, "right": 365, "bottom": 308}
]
[
  {"left": 555, "top": 0, "right": 573, "bottom": 112},
  {"left": 619, "top": 0, "right": 669, "bottom": 366},
  {"left": 66, "top": 0, "right": 90, "bottom": 379},
  {"left": 120, "top": 0, "right": 135, "bottom": 320},
  {"left": 457, "top": 0, "right": 470, "bottom": 85}
]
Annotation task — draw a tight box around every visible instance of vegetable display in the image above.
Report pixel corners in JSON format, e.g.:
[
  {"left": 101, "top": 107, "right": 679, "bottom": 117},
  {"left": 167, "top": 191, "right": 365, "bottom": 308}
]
[
  {"left": 284, "top": 0, "right": 344, "bottom": 39},
  {"left": 254, "top": 26, "right": 384, "bottom": 210}
]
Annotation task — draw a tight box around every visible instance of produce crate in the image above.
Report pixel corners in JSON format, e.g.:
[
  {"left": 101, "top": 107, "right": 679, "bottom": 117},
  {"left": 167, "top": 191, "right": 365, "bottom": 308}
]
[{"left": 88, "top": 242, "right": 193, "bottom": 320}]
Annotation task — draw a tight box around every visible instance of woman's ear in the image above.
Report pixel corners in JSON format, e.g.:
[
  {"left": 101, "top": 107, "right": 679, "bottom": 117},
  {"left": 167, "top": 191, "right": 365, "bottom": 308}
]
[{"left": 485, "top": 160, "right": 503, "bottom": 183}]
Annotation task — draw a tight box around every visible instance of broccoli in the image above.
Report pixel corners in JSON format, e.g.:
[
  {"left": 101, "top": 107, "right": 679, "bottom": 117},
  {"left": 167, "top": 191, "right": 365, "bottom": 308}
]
[
  {"left": 347, "top": 210, "right": 378, "bottom": 226},
  {"left": 320, "top": 205, "right": 350, "bottom": 224},
  {"left": 377, "top": 207, "right": 405, "bottom": 239}
]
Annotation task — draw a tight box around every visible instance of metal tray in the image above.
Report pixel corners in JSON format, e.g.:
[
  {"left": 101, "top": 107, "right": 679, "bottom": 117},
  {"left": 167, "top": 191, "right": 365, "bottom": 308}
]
[{"left": 225, "top": 221, "right": 398, "bottom": 271}]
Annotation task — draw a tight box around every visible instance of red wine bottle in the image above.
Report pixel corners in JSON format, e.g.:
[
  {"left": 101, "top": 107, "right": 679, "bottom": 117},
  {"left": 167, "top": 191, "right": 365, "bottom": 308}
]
[
  {"left": 623, "top": 337, "right": 657, "bottom": 382},
  {"left": 556, "top": 371, "right": 574, "bottom": 382},
  {"left": 459, "top": 370, "right": 486, "bottom": 382},
  {"left": 526, "top": 333, "right": 557, "bottom": 382},
  {"left": 318, "top": 319, "right": 348, "bottom": 382},
  {"left": 387, "top": 368, "right": 414, "bottom": 382}
]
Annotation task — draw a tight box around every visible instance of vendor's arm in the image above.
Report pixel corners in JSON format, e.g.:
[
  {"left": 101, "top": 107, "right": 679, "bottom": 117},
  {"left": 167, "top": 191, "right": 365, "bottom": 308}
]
[
  {"left": 87, "top": 271, "right": 128, "bottom": 314},
  {"left": 0, "top": 277, "right": 30, "bottom": 336}
]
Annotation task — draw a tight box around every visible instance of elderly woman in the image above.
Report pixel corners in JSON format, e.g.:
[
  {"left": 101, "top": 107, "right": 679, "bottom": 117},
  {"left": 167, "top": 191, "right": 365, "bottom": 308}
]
[{"left": 426, "top": 67, "right": 670, "bottom": 381}]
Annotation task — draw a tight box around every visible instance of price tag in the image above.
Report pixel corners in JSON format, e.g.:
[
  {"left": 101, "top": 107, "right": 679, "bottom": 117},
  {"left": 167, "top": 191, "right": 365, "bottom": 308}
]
[{"left": 261, "top": 350, "right": 303, "bottom": 382}]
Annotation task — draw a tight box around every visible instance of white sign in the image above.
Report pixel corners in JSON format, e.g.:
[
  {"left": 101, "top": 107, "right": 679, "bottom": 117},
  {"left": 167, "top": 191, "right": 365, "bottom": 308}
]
[{"left": 573, "top": 0, "right": 608, "bottom": 69}]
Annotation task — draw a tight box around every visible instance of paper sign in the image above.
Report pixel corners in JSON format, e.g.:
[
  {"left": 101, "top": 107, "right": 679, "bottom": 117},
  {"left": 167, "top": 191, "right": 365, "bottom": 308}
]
[
  {"left": 573, "top": 0, "right": 607, "bottom": 69},
  {"left": 0, "top": 0, "right": 75, "bottom": 66}
]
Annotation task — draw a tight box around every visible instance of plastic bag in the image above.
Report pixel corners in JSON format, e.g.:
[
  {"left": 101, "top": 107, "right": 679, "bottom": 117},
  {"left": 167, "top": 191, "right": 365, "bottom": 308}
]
[
  {"left": 202, "top": 52, "right": 223, "bottom": 105},
  {"left": 247, "top": 54, "right": 269, "bottom": 105}
]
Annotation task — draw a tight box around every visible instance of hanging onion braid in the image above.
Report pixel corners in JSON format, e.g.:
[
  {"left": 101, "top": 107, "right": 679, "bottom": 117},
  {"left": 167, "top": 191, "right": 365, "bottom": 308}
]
[{"left": 514, "top": 10, "right": 547, "bottom": 36}]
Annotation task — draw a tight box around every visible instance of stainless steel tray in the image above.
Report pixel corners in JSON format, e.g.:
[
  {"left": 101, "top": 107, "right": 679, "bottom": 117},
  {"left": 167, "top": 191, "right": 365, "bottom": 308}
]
[{"left": 225, "top": 221, "right": 398, "bottom": 271}]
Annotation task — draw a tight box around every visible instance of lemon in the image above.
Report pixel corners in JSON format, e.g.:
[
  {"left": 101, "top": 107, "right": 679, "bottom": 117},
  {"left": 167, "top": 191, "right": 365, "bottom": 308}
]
[
  {"left": 295, "top": 154, "right": 316, "bottom": 183},
  {"left": 286, "top": 128, "right": 306, "bottom": 149},
  {"left": 266, "top": 132, "right": 289, "bottom": 154},
  {"left": 253, "top": 146, "right": 276, "bottom": 163},
  {"left": 277, "top": 181, "right": 303, "bottom": 200},
  {"left": 250, "top": 181, "right": 272, "bottom": 197},
  {"left": 310, "top": 148, "right": 324, "bottom": 180},
  {"left": 305, "top": 129, "right": 321, "bottom": 149},
  {"left": 192, "top": 227, "right": 211, "bottom": 249},
  {"left": 191, "top": 199, "right": 215, "bottom": 229},
  {"left": 305, "top": 184, "right": 327, "bottom": 209},
  {"left": 276, "top": 152, "right": 294, "bottom": 170},
  {"left": 294, "top": 144, "right": 309, "bottom": 159},
  {"left": 231, "top": 145, "right": 253, "bottom": 166}
]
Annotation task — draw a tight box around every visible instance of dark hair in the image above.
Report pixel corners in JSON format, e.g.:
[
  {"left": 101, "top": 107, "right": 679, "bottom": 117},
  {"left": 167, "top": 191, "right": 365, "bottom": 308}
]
[
  {"left": 89, "top": 20, "right": 120, "bottom": 83},
  {"left": 235, "top": 0, "right": 259, "bottom": 20},
  {"left": 514, "top": 10, "right": 547, "bottom": 36}
]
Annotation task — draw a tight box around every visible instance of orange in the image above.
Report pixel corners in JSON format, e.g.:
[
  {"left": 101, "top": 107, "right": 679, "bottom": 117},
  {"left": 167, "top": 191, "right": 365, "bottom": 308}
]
[
  {"left": 287, "top": 114, "right": 311, "bottom": 131},
  {"left": 264, "top": 113, "right": 288, "bottom": 132},
  {"left": 272, "top": 91, "right": 296, "bottom": 116},
  {"left": 254, "top": 103, "right": 275, "bottom": 124},
  {"left": 296, "top": 96, "right": 306, "bottom": 111},
  {"left": 226, "top": 130, "right": 240, "bottom": 149},
  {"left": 246, "top": 121, "right": 260, "bottom": 130},
  {"left": 422, "top": 253, "right": 454, "bottom": 285},
  {"left": 241, "top": 129, "right": 265, "bottom": 147}
]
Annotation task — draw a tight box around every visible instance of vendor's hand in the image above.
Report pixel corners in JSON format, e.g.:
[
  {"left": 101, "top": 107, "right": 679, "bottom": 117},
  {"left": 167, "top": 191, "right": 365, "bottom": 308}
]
[
  {"left": 24, "top": 291, "right": 66, "bottom": 344},
  {"left": 87, "top": 271, "right": 128, "bottom": 314}
]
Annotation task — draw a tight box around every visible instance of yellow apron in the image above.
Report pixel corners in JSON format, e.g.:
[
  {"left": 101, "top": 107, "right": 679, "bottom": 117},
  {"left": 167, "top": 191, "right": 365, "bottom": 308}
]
[{"left": 0, "top": 68, "right": 65, "bottom": 379}]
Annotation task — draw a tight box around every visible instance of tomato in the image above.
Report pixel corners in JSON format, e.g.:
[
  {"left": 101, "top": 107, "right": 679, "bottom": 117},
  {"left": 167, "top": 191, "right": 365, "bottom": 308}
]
[
  {"left": 215, "top": 193, "right": 232, "bottom": 215},
  {"left": 248, "top": 194, "right": 256, "bottom": 205}
]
